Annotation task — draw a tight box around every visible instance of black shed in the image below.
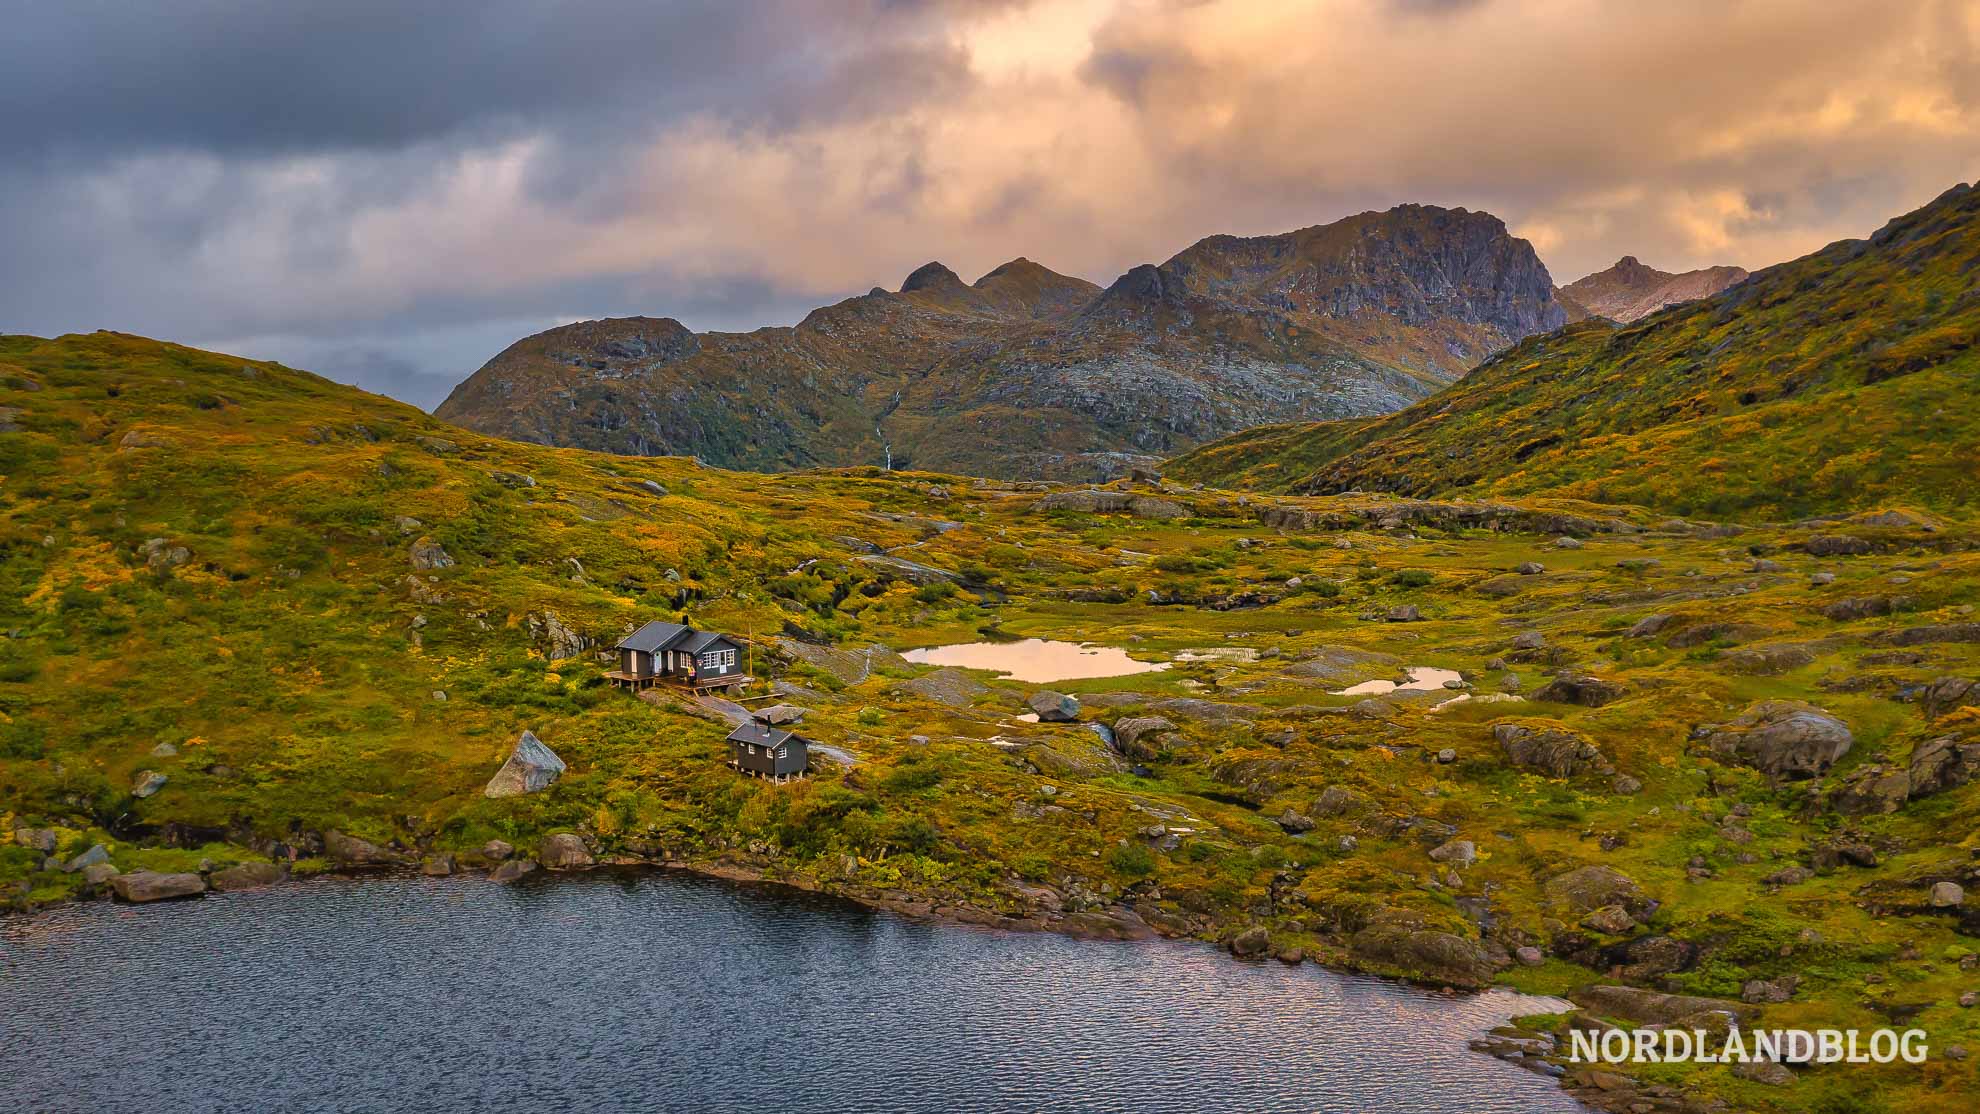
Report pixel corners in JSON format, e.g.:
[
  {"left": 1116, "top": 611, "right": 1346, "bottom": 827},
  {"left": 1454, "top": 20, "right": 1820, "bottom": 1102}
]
[{"left": 726, "top": 722, "right": 809, "bottom": 781}]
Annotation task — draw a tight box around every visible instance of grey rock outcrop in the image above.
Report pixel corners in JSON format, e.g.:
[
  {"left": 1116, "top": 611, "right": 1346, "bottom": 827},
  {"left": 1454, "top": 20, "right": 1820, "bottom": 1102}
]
[
  {"left": 1700, "top": 701, "right": 1853, "bottom": 779},
  {"left": 483, "top": 730, "right": 567, "bottom": 798}
]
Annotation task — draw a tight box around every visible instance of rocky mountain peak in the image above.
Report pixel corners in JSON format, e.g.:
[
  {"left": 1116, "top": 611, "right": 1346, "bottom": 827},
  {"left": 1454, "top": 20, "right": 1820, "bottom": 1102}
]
[{"left": 900, "top": 261, "right": 966, "bottom": 294}]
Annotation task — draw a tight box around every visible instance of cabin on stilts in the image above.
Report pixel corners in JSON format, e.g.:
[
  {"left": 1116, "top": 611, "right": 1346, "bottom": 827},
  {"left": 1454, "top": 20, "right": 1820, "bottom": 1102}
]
[
  {"left": 608, "top": 620, "right": 750, "bottom": 693},
  {"left": 725, "top": 722, "right": 810, "bottom": 782}
]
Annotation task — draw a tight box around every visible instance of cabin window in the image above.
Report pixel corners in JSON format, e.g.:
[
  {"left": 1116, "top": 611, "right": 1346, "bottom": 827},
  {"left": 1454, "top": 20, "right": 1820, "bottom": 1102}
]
[
  {"left": 700, "top": 649, "right": 736, "bottom": 671},
  {"left": 773, "top": 747, "right": 786, "bottom": 759}
]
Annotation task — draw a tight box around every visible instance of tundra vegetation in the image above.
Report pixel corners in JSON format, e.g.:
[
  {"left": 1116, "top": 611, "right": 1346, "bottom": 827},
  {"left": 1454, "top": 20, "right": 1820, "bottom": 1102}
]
[{"left": 1, "top": 328, "right": 1977, "bottom": 1114}]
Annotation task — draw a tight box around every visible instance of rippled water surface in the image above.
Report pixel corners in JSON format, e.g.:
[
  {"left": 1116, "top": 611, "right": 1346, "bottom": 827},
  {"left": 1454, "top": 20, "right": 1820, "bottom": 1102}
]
[
  {"left": 0, "top": 872, "right": 1583, "bottom": 1114},
  {"left": 903, "top": 638, "right": 1169, "bottom": 683}
]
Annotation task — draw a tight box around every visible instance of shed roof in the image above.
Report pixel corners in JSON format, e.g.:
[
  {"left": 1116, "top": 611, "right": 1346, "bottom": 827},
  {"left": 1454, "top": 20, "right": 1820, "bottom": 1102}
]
[
  {"left": 618, "top": 620, "right": 690, "bottom": 653},
  {"left": 726, "top": 723, "right": 800, "bottom": 749}
]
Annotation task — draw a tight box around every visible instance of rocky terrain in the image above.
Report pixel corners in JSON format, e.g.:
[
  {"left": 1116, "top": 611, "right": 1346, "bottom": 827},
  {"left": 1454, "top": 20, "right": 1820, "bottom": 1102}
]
[
  {"left": 1173, "top": 182, "right": 1980, "bottom": 522},
  {"left": 4, "top": 317, "right": 1978, "bottom": 1114},
  {"left": 434, "top": 205, "right": 1564, "bottom": 480},
  {"left": 1554, "top": 257, "right": 1749, "bottom": 323}
]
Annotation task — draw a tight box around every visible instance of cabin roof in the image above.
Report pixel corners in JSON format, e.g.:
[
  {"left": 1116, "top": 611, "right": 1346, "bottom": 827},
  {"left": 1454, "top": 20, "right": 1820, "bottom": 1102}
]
[
  {"left": 726, "top": 722, "right": 800, "bottom": 749},
  {"left": 678, "top": 630, "right": 737, "bottom": 654},
  {"left": 618, "top": 620, "right": 691, "bottom": 653}
]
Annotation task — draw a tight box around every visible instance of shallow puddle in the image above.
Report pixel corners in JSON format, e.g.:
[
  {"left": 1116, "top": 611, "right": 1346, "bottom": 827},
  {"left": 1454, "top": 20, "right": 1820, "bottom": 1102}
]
[
  {"left": 902, "top": 638, "right": 1169, "bottom": 683},
  {"left": 1333, "top": 666, "right": 1463, "bottom": 696}
]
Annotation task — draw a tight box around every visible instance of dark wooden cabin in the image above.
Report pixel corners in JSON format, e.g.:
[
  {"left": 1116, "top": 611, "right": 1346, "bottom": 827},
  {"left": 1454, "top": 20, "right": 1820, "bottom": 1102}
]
[
  {"left": 726, "top": 722, "right": 809, "bottom": 781},
  {"left": 609, "top": 620, "right": 749, "bottom": 692}
]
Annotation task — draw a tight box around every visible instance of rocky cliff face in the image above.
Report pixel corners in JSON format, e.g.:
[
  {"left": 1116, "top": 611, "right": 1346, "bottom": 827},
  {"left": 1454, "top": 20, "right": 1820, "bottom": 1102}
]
[
  {"left": 435, "top": 205, "right": 1565, "bottom": 479},
  {"left": 1554, "top": 256, "right": 1749, "bottom": 323}
]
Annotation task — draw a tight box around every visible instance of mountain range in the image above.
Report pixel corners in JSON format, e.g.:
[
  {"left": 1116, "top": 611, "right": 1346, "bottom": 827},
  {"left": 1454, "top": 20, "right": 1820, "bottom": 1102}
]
[
  {"left": 435, "top": 205, "right": 1568, "bottom": 479},
  {"left": 1172, "top": 182, "right": 1980, "bottom": 519},
  {"left": 1553, "top": 256, "right": 1749, "bottom": 323}
]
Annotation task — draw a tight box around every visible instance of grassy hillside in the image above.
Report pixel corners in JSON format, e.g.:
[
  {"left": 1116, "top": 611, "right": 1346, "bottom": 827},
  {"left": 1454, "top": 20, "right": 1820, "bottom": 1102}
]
[
  {"left": 4, "top": 332, "right": 1980, "bottom": 1113},
  {"left": 1172, "top": 183, "right": 1980, "bottom": 521}
]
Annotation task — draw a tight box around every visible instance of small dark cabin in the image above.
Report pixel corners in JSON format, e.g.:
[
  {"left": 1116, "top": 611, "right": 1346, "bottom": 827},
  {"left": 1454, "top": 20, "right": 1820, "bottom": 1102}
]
[
  {"left": 611, "top": 620, "right": 748, "bottom": 691},
  {"left": 726, "top": 722, "right": 809, "bottom": 781}
]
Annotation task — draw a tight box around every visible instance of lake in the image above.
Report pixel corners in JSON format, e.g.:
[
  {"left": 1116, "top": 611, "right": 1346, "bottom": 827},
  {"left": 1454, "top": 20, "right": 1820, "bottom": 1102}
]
[
  {"left": 0, "top": 871, "right": 1583, "bottom": 1113},
  {"left": 902, "top": 638, "right": 1170, "bottom": 683}
]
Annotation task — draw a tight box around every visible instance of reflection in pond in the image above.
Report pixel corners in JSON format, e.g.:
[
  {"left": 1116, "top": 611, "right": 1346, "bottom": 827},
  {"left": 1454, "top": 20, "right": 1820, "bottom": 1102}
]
[
  {"left": 1333, "top": 666, "right": 1463, "bottom": 696},
  {"left": 902, "top": 638, "right": 1169, "bottom": 683}
]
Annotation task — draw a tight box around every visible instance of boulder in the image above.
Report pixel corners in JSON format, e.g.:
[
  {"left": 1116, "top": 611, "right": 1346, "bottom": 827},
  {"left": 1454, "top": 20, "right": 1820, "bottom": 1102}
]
[
  {"left": 1823, "top": 596, "right": 1908, "bottom": 621},
  {"left": 63, "top": 844, "right": 110, "bottom": 873},
  {"left": 1580, "top": 904, "right": 1637, "bottom": 934},
  {"left": 1494, "top": 723, "right": 1604, "bottom": 778},
  {"left": 483, "top": 730, "right": 567, "bottom": 798},
  {"left": 1827, "top": 765, "right": 1911, "bottom": 815},
  {"left": 1386, "top": 605, "right": 1423, "bottom": 623},
  {"left": 14, "top": 828, "right": 58, "bottom": 854},
  {"left": 1349, "top": 924, "right": 1493, "bottom": 986},
  {"left": 1918, "top": 677, "right": 1979, "bottom": 719},
  {"left": 1741, "top": 976, "right": 1800, "bottom": 1004},
  {"left": 81, "top": 862, "right": 121, "bottom": 886},
  {"left": 1026, "top": 691, "right": 1082, "bottom": 723},
  {"left": 1311, "top": 785, "right": 1369, "bottom": 818},
  {"left": 1908, "top": 734, "right": 1980, "bottom": 798},
  {"left": 109, "top": 871, "right": 207, "bottom": 903},
  {"left": 1531, "top": 674, "right": 1625, "bottom": 707},
  {"left": 1276, "top": 809, "right": 1315, "bottom": 834},
  {"left": 1546, "top": 865, "right": 1650, "bottom": 918},
  {"left": 421, "top": 854, "right": 457, "bottom": 877},
  {"left": 1627, "top": 613, "right": 1674, "bottom": 638},
  {"left": 753, "top": 704, "right": 809, "bottom": 726},
  {"left": 1428, "top": 839, "right": 1476, "bottom": 867},
  {"left": 209, "top": 862, "right": 287, "bottom": 891},
  {"left": 324, "top": 830, "right": 400, "bottom": 865},
  {"left": 1516, "top": 562, "right": 1545, "bottom": 575},
  {"left": 1110, "top": 716, "right": 1179, "bottom": 761},
  {"left": 490, "top": 859, "right": 537, "bottom": 883},
  {"left": 481, "top": 839, "right": 515, "bottom": 861},
  {"left": 131, "top": 770, "right": 167, "bottom": 798},
  {"left": 1569, "top": 984, "right": 1757, "bottom": 1026},
  {"left": 1701, "top": 701, "right": 1853, "bottom": 779},
  {"left": 1511, "top": 631, "right": 1547, "bottom": 651},
  {"left": 1804, "top": 534, "right": 1871, "bottom": 556},
  {"left": 1228, "top": 926, "right": 1272, "bottom": 957},
  {"left": 409, "top": 536, "right": 455, "bottom": 570},
  {"left": 1932, "top": 882, "right": 1966, "bottom": 908},
  {"left": 539, "top": 833, "right": 594, "bottom": 870}
]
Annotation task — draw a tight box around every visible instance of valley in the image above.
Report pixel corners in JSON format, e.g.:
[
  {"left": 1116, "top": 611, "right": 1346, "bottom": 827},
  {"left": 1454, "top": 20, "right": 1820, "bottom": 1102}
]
[{"left": 3, "top": 322, "right": 1979, "bottom": 1113}]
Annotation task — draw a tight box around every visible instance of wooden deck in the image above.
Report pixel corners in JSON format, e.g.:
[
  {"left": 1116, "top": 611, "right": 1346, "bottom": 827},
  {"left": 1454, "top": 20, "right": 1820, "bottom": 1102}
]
[{"left": 608, "top": 670, "right": 752, "bottom": 694}]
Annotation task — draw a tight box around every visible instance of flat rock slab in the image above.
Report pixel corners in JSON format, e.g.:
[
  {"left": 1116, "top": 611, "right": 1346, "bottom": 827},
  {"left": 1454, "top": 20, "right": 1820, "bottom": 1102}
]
[{"left": 110, "top": 871, "right": 207, "bottom": 903}]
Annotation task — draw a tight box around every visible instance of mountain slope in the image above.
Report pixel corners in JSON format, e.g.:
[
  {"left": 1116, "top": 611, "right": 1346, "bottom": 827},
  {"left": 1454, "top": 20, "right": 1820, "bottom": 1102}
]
[
  {"left": 1555, "top": 256, "right": 1750, "bottom": 323},
  {"left": 1172, "top": 183, "right": 1980, "bottom": 520},
  {"left": 435, "top": 205, "right": 1565, "bottom": 480}
]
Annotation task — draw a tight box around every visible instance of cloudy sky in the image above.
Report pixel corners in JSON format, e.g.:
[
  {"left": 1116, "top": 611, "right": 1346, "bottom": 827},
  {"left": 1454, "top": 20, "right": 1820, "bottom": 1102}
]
[{"left": 5, "top": 0, "right": 1976, "bottom": 409}]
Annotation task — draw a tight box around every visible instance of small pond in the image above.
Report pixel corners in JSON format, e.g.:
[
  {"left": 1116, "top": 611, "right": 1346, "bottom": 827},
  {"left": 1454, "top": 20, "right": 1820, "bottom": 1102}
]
[
  {"left": 903, "top": 638, "right": 1170, "bottom": 683},
  {"left": 1333, "top": 665, "right": 1463, "bottom": 696}
]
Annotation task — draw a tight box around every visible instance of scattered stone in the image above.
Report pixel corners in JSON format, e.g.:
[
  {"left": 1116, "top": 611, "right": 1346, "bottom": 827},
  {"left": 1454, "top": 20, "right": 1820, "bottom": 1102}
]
[
  {"left": 1627, "top": 614, "right": 1674, "bottom": 638},
  {"left": 1531, "top": 674, "right": 1625, "bottom": 707},
  {"left": 754, "top": 704, "right": 810, "bottom": 726},
  {"left": 324, "top": 830, "right": 400, "bottom": 865},
  {"left": 409, "top": 536, "right": 455, "bottom": 570},
  {"left": 1932, "top": 881, "right": 1966, "bottom": 908},
  {"left": 1026, "top": 691, "right": 1082, "bottom": 723},
  {"left": 1731, "top": 1060, "right": 1795, "bottom": 1086},
  {"left": 1908, "top": 733, "right": 1980, "bottom": 798},
  {"left": 1436, "top": 748, "right": 1458, "bottom": 764},
  {"left": 109, "top": 871, "right": 207, "bottom": 903},
  {"left": 481, "top": 839, "right": 515, "bottom": 861},
  {"left": 130, "top": 770, "right": 167, "bottom": 798},
  {"left": 489, "top": 470, "right": 537, "bottom": 489},
  {"left": 539, "top": 833, "right": 594, "bottom": 870},
  {"left": 149, "top": 741, "right": 178, "bottom": 758},
  {"left": 1804, "top": 535, "right": 1871, "bottom": 557},
  {"left": 421, "top": 854, "right": 457, "bottom": 877},
  {"left": 1512, "top": 631, "right": 1547, "bottom": 651},
  {"left": 1495, "top": 723, "right": 1605, "bottom": 778},
  {"left": 1612, "top": 774, "right": 1643, "bottom": 795},
  {"left": 490, "top": 859, "right": 537, "bottom": 883},
  {"left": 81, "top": 862, "right": 121, "bottom": 886},
  {"left": 14, "top": 828, "right": 57, "bottom": 854},
  {"left": 1554, "top": 537, "right": 1583, "bottom": 550},
  {"left": 1386, "top": 605, "right": 1423, "bottom": 623},
  {"left": 1546, "top": 865, "right": 1649, "bottom": 917},
  {"left": 1516, "top": 562, "right": 1545, "bottom": 575},
  {"left": 1110, "top": 716, "right": 1179, "bottom": 761},
  {"left": 1228, "top": 925, "right": 1271, "bottom": 957},
  {"left": 209, "top": 862, "right": 287, "bottom": 891},
  {"left": 1742, "top": 976, "right": 1800, "bottom": 1004},
  {"left": 1276, "top": 809, "right": 1315, "bottom": 834},
  {"left": 1823, "top": 595, "right": 1909, "bottom": 621},
  {"left": 1581, "top": 904, "right": 1637, "bottom": 934},
  {"left": 483, "top": 730, "right": 567, "bottom": 797},
  {"left": 1428, "top": 839, "right": 1476, "bottom": 867},
  {"left": 1515, "top": 946, "right": 1546, "bottom": 967},
  {"left": 1700, "top": 701, "right": 1853, "bottom": 779},
  {"left": 63, "top": 844, "right": 110, "bottom": 873}
]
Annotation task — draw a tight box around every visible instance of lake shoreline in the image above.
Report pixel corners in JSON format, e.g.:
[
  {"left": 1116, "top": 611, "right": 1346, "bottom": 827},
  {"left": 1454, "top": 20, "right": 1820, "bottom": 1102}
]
[{"left": 10, "top": 850, "right": 1627, "bottom": 1112}]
